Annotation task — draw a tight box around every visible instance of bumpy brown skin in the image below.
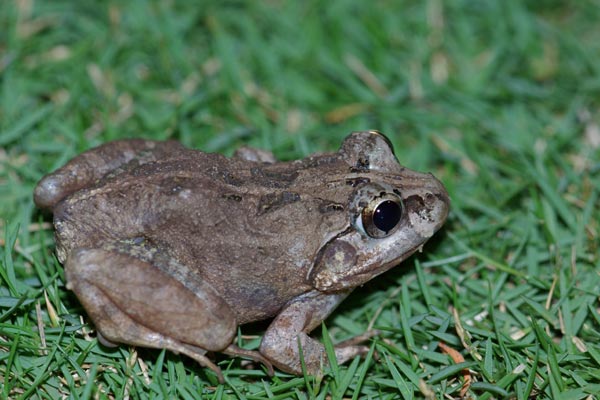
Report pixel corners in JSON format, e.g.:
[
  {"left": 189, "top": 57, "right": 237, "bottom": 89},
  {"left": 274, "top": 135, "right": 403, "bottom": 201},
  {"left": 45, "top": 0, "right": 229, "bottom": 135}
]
[{"left": 34, "top": 131, "right": 449, "bottom": 381}]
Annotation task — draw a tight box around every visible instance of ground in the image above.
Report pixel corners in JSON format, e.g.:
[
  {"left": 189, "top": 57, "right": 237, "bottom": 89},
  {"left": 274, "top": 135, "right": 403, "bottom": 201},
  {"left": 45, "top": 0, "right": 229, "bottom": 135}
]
[{"left": 1, "top": 0, "right": 599, "bottom": 399}]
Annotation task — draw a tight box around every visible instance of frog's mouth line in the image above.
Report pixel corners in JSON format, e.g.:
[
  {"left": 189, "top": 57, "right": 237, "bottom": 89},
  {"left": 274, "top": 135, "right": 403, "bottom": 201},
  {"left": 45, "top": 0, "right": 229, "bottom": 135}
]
[
  {"left": 365, "top": 241, "right": 424, "bottom": 280},
  {"left": 308, "top": 225, "right": 429, "bottom": 292}
]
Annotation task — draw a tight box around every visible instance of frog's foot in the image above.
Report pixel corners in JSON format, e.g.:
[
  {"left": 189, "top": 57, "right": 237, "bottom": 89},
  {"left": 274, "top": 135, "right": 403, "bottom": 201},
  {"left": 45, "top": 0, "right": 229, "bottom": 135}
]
[
  {"left": 178, "top": 343, "right": 225, "bottom": 383},
  {"left": 34, "top": 139, "right": 185, "bottom": 209},
  {"left": 97, "top": 328, "right": 223, "bottom": 381},
  {"left": 223, "top": 344, "right": 275, "bottom": 376},
  {"left": 260, "top": 290, "right": 374, "bottom": 376},
  {"left": 65, "top": 246, "right": 237, "bottom": 383},
  {"left": 331, "top": 329, "right": 381, "bottom": 364}
]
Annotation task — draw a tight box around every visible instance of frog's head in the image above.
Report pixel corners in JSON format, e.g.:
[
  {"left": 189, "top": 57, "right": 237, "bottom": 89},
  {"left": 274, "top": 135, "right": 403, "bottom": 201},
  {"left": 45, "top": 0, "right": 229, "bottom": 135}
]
[{"left": 308, "top": 131, "right": 450, "bottom": 292}]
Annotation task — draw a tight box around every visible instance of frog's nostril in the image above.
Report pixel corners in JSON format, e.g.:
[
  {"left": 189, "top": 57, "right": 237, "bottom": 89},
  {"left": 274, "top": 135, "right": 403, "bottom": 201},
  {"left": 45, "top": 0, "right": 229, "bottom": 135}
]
[
  {"left": 427, "top": 175, "right": 450, "bottom": 211},
  {"left": 435, "top": 193, "right": 450, "bottom": 228}
]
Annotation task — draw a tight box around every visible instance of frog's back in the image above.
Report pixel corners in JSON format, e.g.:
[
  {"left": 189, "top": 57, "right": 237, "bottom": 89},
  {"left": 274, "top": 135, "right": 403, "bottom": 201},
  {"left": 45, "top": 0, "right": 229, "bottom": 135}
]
[
  {"left": 49, "top": 148, "right": 353, "bottom": 322},
  {"left": 134, "top": 155, "right": 354, "bottom": 322}
]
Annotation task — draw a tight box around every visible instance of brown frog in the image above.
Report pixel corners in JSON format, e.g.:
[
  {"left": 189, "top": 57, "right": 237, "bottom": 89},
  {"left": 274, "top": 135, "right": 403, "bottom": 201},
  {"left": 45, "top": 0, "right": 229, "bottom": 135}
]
[{"left": 34, "top": 131, "right": 449, "bottom": 381}]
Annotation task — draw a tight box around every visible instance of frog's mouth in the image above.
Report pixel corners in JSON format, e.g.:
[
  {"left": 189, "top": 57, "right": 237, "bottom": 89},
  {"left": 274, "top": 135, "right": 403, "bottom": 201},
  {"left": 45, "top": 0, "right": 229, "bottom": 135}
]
[
  {"left": 309, "top": 232, "right": 427, "bottom": 293},
  {"left": 345, "top": 242, "right": 425, "bottom": 289}
]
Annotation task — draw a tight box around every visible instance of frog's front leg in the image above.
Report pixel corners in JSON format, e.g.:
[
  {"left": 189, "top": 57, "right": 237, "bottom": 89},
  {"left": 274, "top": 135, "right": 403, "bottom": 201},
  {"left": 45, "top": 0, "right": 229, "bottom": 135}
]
[
  {"left": 65, "top": 243, "right": 237, "bottom": 381},
  {"left": 259, "top": 291, "right": 373, "bottom": 375}
]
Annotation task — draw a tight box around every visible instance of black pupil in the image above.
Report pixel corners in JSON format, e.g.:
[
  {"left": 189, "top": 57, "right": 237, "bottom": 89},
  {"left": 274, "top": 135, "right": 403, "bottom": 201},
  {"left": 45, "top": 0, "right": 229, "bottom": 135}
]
[{"left": 373, "top": 200, "right": 402, "bottom": 233}]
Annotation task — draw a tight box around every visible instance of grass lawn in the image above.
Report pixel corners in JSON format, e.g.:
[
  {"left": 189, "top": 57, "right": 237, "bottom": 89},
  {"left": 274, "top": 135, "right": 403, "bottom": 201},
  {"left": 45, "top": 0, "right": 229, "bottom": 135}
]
[{"left": 1, "top": 0, "right": 600, "bottom": 398}]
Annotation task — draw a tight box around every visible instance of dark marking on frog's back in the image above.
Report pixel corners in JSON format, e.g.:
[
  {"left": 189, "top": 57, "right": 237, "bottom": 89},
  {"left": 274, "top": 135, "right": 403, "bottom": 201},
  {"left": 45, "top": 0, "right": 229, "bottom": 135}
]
[
  {"left": 258, "top": 191, "right": 301, "bottom": 214},
  {"left": 251, "top": 167, "right": 299, "bottom": 188},
  {"left": 222, "top": 194, "right": 243, "bottom": 202},
  {"left": 219, "top": 170, "right": 245, "bottom": 187},
  {"left": 350, "top": 155, "right": 370, "bottom": 172},
  {"left": 158, "top": 176, "right": 190, "bottom": 195},
  {"left": 318, "top": 201, "right": 344, "bottom": 214},
  {"left": 345, "top": 177, "right": 371, "bottom": 187},
  {"left": 201, "top": 165, "right": 245, "bottom": 187}
]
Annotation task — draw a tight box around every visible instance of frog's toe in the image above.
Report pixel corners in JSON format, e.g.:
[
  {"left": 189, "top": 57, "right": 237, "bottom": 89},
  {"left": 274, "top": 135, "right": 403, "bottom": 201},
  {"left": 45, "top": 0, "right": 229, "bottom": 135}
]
[
  {"left": 334, "top": 344, "right": 371, "bottom": 365},
  {"left": 224, "top": 344, "right": 275, "bottom": 376},
  {"left": 334, "top": 329, "right": 380, "bottom": 364},
  {"left": 34, "top": 173, "right": 73, "bottom": 210},
  {"left": 96, "top": 331, "right": 118, "bottom": 348}
]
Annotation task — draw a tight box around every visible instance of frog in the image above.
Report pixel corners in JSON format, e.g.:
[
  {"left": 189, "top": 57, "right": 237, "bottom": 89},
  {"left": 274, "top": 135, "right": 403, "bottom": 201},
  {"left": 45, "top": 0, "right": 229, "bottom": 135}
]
[{"left": 34, "top": 131, "right": 449, "bottom": 381}]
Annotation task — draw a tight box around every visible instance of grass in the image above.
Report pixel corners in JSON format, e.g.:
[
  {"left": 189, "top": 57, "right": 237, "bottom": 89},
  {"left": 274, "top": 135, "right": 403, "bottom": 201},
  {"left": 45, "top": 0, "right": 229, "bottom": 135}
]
[{"left": 1, "top": 0, "right": 599, "bottom": 398}]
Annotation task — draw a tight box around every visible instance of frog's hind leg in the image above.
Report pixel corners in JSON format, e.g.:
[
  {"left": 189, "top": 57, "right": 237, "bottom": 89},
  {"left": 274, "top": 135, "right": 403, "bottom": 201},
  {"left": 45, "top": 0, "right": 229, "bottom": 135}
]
[
  {"left": 222, "top": 344, "right": 274, "bottom": 376},
  {"left": 34, "top": 139, "right": 185, "bottom": 209},
  {"left": 64, "top": 245, "right": 237, "bottom": 382}
]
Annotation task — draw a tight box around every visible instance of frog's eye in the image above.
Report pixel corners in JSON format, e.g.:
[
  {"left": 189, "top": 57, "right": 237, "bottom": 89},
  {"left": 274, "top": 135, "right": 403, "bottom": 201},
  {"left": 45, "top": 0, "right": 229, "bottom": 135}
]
[{"left": 360, "top": 194, "right": 403, "bottom": 238}]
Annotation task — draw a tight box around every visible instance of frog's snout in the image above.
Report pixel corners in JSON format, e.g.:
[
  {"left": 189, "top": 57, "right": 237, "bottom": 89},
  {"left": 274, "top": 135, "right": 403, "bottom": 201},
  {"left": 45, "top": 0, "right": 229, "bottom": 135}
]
[{"left": 402, "top": 173, "right": 450, "bottom": 239}]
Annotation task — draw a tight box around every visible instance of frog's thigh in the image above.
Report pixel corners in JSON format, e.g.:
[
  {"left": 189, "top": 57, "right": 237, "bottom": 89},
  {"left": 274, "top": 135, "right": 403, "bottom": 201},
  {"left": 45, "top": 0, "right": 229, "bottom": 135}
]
[
  {"left": 34, "top": 140, "right": 183, "bottom": 209},
  {"left": 260, "top": 290, "right": 361, "bottom": 375},
  {"left": 65, "top": 247, "right": 237, "bottom": 354}
]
